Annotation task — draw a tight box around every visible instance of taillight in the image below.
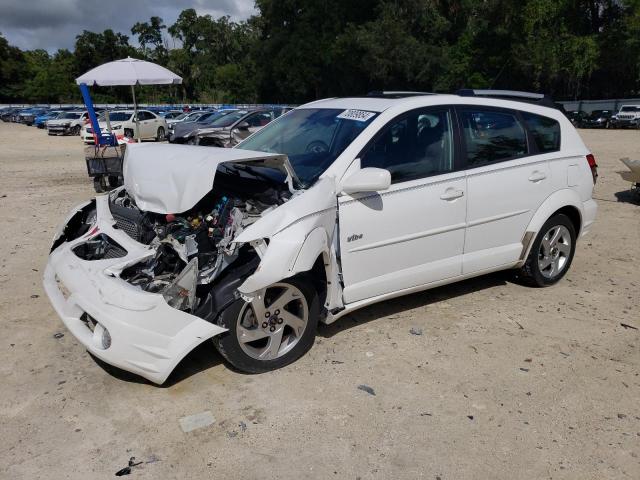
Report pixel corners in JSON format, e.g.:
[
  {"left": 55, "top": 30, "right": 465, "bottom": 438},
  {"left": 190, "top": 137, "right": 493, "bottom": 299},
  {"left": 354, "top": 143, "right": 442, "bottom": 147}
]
[{"left": 586, "top": 153, "right": 598, "bottom": 184}]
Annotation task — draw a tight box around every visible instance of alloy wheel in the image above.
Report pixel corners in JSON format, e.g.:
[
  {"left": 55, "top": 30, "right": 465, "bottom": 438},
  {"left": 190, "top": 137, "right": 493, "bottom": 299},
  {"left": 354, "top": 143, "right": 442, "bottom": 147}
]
[
  {"left": 236, "top": 283, "right": 309, "bottom": 361},
  {"left": 537, "top": 225, "right": 572, "bottom": 279}
]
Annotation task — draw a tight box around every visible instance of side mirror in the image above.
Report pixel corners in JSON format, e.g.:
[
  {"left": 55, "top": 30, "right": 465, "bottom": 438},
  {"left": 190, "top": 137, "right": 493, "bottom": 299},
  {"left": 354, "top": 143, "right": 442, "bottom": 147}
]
[
  {"left": 236, "top": 121, "right": 250, "bottom": 130},
  {"left": 341, "top": 167, "right": 391, "bottom": 195}
]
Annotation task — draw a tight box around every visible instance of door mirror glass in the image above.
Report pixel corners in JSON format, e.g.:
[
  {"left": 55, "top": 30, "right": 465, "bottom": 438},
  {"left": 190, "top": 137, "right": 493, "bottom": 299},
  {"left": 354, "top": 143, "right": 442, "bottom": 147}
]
[
  {"left": 236, "top": 121, "right": 250, "bottom": 130},
  {"left": 341, "top": 167, "right": 391, "bottom": 194}
]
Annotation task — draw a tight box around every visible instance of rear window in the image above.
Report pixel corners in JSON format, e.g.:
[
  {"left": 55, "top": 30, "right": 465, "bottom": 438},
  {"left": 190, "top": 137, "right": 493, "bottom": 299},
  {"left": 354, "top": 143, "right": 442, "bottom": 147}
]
[
  {"left": 521, "top": 112, "right": 560, "bottom": 153},
  {"left": 459, "top": 109, "right": 527, "bottom": 166}
]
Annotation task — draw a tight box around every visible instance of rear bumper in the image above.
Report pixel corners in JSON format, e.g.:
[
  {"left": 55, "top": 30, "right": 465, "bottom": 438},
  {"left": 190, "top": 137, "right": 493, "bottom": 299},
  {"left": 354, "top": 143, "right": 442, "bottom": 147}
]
[
  {"left": 43, "top": 195, "right": 227, "bottom": 384},
  {"left": 581, "top": 199, "right": 598, "bottom": 237}
]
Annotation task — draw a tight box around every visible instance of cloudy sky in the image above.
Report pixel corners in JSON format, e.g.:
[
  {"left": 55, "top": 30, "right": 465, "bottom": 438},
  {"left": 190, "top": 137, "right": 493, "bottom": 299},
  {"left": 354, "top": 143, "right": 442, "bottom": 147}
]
[{"left": 0, "top": 0, "right": 257, "bottom": 51}]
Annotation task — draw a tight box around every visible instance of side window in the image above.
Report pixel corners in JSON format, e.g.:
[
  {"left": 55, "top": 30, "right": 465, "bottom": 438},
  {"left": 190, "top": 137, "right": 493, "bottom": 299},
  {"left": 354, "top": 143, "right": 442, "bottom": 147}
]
[
  {"left": 361, "top": 108, "right": 454, "bottom": 183},
  {"left": 245, "top": 112, "right": 272, "bottom": 127},
  {"left": 138, "top": 111, "right": 153, "bottom": 121},
  {"left": 459, "top": 109, "right": 527, "bottom": 167},
  {"left": 521, "top": 111, "right": 560, "bottom": 153}
]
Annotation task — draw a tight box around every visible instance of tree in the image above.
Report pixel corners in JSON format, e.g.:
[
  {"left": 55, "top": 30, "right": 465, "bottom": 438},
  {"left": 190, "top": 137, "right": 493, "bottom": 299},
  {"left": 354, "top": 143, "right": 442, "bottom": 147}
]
[{"left": 132, "top": 16, "right": 167, "bottom": 62}]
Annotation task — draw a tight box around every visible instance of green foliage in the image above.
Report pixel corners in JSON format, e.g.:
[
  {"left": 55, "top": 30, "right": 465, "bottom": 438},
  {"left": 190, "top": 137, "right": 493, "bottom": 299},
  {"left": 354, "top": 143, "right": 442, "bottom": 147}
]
[{"left": 1, "top": 1, "right": 639, "bottom": 104}]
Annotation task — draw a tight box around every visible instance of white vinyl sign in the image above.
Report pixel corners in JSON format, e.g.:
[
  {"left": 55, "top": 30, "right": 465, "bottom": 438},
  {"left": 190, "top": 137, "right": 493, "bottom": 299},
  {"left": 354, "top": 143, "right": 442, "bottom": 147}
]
[{"left": 337, "top": 109, "right": 376, "bottom": 122}]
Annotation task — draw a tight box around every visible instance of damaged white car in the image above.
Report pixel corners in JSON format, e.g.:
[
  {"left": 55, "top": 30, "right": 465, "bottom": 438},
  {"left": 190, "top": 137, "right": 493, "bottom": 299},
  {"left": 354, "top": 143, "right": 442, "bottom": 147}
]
[{"left": 44, "top": 91, "right": 598, "bottom": 384}]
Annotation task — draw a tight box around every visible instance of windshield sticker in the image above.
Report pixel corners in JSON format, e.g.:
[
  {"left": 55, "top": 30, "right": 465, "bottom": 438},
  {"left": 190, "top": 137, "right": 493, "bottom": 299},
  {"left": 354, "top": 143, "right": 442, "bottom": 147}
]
[{"left": 337, "top": 109, "right": 376, "bottom": 122}]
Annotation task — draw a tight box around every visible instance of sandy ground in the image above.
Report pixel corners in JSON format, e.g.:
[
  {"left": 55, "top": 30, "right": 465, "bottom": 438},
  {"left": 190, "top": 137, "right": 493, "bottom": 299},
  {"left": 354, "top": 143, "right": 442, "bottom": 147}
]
[{"left": 0, "top": 121, "right": 638, "bottom": 480}]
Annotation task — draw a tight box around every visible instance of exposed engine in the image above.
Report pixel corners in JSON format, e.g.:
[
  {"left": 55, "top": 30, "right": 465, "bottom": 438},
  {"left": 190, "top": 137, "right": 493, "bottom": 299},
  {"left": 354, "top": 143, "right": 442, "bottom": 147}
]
[{"left": 113, "top": 163, "right": 292, "bottom": 313}]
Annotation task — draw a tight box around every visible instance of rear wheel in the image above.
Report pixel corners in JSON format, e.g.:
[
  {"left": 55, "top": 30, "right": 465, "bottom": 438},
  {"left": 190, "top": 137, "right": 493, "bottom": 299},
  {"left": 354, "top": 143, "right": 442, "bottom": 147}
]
[
  {"left": 519, "top": 214, "right": 576, "bottom": 287},
  {"left": 156, "top": 127, "right": 165, "bottom": 141},
  {"left": 213, "top": 276, "right": 319, "bottom": 373},
  {"left": 93, "top": 176, "right": 107, "bottom": 193}
]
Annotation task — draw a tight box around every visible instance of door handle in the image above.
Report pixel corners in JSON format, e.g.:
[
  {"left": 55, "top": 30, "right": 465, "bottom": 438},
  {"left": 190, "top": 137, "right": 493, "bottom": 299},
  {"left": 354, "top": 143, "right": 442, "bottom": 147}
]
[
  {"left": 528, "top": 171, "right": 547, "bottom": 182},
  {"left": 440, "top": 188, "right": 464, "bottom": 201}
]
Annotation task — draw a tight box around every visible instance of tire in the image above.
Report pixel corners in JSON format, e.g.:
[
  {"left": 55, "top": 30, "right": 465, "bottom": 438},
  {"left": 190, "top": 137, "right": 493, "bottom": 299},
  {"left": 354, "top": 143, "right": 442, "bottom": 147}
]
[
  {"left": 71, "top": 125, "right": 81, "bottom": 136},
  {"left": 107, "top": 175, "right": 121, "bottom": 188},
  {"left": 518, "top": 214, "right": 576, "bottom": 287},
  {"left": 93, "top": 177, "right": 106, "bottom": 193},
  {"left": 213, "top": 275, "right": 319, "bottom": 373},
  {"left": 124, "top": 128, "right": 134, "bottom": 139},
  {"left": 156, "top": 127, "right": 165, "bottom": 141}
]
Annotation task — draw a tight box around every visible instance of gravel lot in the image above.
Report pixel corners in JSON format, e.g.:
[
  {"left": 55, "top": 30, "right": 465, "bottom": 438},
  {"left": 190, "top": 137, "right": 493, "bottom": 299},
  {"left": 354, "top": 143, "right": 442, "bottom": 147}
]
[{"left": 0, "top": 121, "right": 638, "bottom": 480}]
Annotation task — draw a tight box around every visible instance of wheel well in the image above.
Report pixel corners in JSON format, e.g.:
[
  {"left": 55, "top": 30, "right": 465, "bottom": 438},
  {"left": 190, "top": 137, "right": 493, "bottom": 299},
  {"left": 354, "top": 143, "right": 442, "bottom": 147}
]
[
  {"left": 307, "top": 255, "right": 328, "bottom": 312},
  {"left": 552, "top": 205, "right": 581, "bottom": 234}
]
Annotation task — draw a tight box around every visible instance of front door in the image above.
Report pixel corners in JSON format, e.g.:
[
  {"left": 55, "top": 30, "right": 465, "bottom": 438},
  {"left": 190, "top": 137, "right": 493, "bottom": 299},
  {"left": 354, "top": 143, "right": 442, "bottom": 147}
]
[{"left": 338, "top": 107, "right": 467, "bottom": 304}]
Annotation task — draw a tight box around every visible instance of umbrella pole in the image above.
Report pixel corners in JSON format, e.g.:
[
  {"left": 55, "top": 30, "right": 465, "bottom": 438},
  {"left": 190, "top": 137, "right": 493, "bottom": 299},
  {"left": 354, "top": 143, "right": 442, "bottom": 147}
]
[{"left": 131, "top": 85, "right": 141, "bottom": 143}]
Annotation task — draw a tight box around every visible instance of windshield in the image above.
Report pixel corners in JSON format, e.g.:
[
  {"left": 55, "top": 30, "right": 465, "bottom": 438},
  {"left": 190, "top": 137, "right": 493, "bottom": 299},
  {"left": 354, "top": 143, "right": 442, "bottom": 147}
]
[
  {"left": 589, "top": 110, "right": 609, "bottom": 118},
  {"left": 99, "top": 112, "right": 132, "bottom": 122},
  {"left": 209, "top": 110, "right": 248, "bottom": 127},
  {"left": 620, "top": 106, "right": 639, "bottom": 112},
  {"left": 238, "top": 108, "right": 378, "bottom": 186},
  {"left": 201, "top": 111, "right": 234, "bottom": 125},
  {"left": 61, "top": 112, "right": 81, "bottom": 119}
]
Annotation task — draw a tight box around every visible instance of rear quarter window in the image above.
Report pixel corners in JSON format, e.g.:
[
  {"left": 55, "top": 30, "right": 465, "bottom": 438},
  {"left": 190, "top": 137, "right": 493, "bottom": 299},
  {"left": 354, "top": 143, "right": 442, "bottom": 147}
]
[{"left": 521, "top": 112, "right": 560, "bottom": 153}]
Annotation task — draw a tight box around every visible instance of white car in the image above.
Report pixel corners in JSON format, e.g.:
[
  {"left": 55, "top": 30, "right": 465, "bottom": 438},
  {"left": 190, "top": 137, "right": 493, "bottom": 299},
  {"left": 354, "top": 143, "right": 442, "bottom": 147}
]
[
  {"left": 47, "top": 111, "right": 89, "bottom": 136},
  {"left": 80, "top": 109, "right": 168, "bottom": 143},
  {"left": 44, "top": 90, "right": 598, "bottom": 384},
  {"left": 611, "top": 104, "right": 640, "bottom": 128}
]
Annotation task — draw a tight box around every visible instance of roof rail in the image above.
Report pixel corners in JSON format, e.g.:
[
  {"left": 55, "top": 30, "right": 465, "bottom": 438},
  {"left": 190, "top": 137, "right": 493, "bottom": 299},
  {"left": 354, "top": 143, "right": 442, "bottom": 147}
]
[
  {"left": 366, "top": 91, "right": 435, "bottom": 99},
  {"left": 456, "top": 89, "right": 558, "bottom": 109}
]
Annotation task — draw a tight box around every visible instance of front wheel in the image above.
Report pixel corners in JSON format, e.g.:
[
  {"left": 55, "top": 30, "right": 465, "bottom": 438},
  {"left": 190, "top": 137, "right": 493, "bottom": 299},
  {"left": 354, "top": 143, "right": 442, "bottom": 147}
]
[
  {"left": 518, "top": 214, "right": 576, "bottom": 287},
  {"left": 213, "top": 276, "right": 319, "bottom": 373},
  {"left": 71, "top": 125, "right": 81, "bottom": 135}
]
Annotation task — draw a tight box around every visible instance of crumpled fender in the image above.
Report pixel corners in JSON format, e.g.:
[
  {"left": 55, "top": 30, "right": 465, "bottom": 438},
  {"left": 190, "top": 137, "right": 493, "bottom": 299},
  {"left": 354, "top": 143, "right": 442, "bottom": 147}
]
[{"left": 234, "top": 177, "right": 337, "bottom": 295}]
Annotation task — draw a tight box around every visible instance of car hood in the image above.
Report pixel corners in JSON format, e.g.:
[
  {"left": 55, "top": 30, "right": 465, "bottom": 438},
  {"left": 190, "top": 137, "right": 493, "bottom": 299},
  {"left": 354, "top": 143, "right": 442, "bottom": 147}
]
[
  {"left": 196, "top": 126, "right": 228, "bottom": 137},
  {"left": 48, "top": 119, "right": 73, "bottom": 125},
  {"left": 172, "top": 121, "right": 211, "bottom": 137},
  {"left": 122, "top": 143, "right": 300, "bottom": 214}
]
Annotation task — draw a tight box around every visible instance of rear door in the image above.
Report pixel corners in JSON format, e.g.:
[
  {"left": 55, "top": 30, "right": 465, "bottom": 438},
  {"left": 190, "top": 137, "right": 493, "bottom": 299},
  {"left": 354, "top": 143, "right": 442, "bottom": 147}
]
[{"left": 457, "top": 106, "right": 554, "bottom": 273}]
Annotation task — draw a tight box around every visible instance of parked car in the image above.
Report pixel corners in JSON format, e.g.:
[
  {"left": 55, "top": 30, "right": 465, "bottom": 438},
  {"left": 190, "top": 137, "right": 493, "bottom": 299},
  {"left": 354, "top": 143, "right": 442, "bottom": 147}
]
[
  {"left": 47, "top": 111, "right": 88, "bottom": 135},
  {"left": 580, "top": 110, "right": 613, "bottom": 129},
  {"left": 168, "top": 110, "right": 237, "bottom": 143},
  {"left": 566, "top": 110, "right": 587, "bottom": 127},
  {"left": 167, "top": 110, "right": 220, "bottom": 140},
  {"left": 193, "top": 109, "right": 282, "bottom": 147},
  {"left": 610, "top": 105, "right": 640, "bottom": 128},
  {"left": 0, "top": 107, "right": 21, "bottom": 122},
  {"left": 165, "top": 110, "right": 212, "bottom": 128},
  {"left": 35, "top": 110, "right": 64, "bottom": 129},
  {"left": 44, "top": 90, "right": 598, "bottom": 384},
  {"left": 160, "top": 110, "right": 184, "bottom": 119},
  {"left": 18, "top": 108, "right": 48, "bottom": 125},
  {"left": 80, "top": 109, "right": 168, "bottom": 143}
]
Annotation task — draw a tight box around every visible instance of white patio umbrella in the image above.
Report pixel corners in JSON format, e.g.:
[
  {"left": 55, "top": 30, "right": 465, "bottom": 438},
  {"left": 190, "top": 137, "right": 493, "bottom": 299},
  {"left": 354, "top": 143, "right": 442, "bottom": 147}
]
[{"left": 76, "top": 57, "right": 182, "bottom": 141}]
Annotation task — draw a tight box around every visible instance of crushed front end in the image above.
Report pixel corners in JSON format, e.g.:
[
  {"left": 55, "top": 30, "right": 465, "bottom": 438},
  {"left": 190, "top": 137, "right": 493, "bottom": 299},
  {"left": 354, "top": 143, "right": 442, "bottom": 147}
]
[{"left": 44, "top": 156, "right": 293, "bottom": 384}]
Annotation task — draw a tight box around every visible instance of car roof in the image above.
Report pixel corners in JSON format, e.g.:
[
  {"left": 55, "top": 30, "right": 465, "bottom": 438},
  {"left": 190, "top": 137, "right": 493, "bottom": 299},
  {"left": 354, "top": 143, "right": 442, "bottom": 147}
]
[{"left": 301, "top": 93, "right": 564, "bottom": 118}]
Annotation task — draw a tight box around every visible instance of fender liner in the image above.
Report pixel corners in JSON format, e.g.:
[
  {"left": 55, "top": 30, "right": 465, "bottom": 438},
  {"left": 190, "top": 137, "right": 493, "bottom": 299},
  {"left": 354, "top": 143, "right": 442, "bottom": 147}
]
[{"left": 517, "top": 189, "right": 584, "bottom": 265}]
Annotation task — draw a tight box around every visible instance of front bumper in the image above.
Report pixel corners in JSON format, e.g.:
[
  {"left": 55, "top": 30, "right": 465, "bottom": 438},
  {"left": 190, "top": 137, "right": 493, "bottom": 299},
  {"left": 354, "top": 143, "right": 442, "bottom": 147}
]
[
  {"left": 48, "top": 125, "right": 71, "bottom": 135},
  {"left": 43, "top": 195, "right": 227, "bottom": 384},
  {"left": 612, "top": 118, "right": 639, "bottom": 128}
]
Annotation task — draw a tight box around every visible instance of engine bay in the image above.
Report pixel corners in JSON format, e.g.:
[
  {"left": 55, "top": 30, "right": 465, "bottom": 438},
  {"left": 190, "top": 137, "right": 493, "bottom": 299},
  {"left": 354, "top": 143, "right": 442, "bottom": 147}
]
[{"left": 113, "top": 163, "right": 292, "bottom": 313}]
